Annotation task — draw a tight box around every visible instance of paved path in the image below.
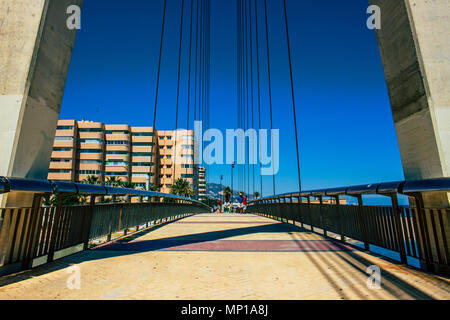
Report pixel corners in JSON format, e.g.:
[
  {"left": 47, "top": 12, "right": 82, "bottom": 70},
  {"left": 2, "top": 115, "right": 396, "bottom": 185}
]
[{"left": 0, "top": 213, "right": 449, "bottom": 300}]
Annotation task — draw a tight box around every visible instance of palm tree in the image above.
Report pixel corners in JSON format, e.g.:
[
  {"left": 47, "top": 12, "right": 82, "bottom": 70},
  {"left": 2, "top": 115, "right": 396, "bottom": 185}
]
[
  {"left": 171, "top": 178, "right": 194, "bottom": 197},
  {"left": 105, "top": 176, "right": 122, "bottom": 187},
  {"left": 120, "top": 181, "right": 136, "bottom": 189},
  {"left": 253, "top": 191, "right": 260, "bottom": 199},
  {"left": 223, "top": 186, "right": 232, "bottom": 203},
  {"left": 82, "top": 175, "right": 100, "bottom": 185}
]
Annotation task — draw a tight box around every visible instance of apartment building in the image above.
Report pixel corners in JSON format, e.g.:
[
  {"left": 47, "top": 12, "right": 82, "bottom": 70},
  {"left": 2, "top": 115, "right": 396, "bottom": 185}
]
[
  {"left": 195, "top": 166, "right": 207, "bottom": 201},
  {"left": 48, "top": 120, "right": 197, "bottom": 194},
  {"left": 157, "top": 130, "right": 196, "bottom": 194}
]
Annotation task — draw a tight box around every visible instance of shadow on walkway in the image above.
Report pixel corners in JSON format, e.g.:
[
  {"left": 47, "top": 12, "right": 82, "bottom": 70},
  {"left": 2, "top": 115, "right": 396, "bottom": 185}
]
[{"left": 0, "top": 214, "right": 447, "bottom": 300}]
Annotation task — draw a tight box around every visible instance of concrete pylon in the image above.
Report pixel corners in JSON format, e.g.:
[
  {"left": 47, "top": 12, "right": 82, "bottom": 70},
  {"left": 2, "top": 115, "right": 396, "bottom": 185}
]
[
  {"left": 369, "top": 0, "right": 450, "bottom": 207},
  {"left": 0, "top": 0, "right": 82, "bottom": 207}
]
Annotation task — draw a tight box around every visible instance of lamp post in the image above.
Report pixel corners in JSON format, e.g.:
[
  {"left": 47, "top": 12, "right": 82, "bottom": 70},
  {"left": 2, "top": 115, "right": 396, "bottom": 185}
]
[
  {"left": 231, "top": 162, "right": 235, "bottom": 202},
  {"left": 220, "top": 175, "right": 224, "bottom": 203}
]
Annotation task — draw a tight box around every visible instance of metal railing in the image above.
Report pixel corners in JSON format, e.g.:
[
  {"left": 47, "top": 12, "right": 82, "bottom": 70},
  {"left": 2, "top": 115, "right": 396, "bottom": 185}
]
[
  {"left": 0, "top": 177, "right": 210, "bottom": 276},
  {"left": 247, "top": 178, "right": 450, "bottom": 276}
]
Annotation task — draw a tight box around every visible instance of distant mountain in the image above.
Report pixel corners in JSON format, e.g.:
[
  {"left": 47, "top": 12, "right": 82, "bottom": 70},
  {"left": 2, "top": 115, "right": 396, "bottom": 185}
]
[{"left": 206, "top": 183, "right": 250, "bottom": 201}]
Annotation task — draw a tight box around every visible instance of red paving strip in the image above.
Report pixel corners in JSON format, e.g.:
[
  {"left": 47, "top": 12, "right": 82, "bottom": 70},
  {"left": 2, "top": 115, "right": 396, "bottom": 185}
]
[
  {"left": 174, "top": 221, "right": 279, "bottom": 224},
  {"left": 94, "top": 239, "right": 356, "bottom": 252}
]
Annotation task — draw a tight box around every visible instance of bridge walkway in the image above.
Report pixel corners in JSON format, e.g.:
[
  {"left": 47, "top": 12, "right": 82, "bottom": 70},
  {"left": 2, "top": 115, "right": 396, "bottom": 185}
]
[{"left": 0, "top": 213, "right": 448, "bottom": 300}]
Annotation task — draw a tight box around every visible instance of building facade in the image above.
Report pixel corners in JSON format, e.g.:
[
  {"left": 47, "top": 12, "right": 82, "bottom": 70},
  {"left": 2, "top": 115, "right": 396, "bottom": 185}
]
[
  {"left": 195, "top": 166, "right": 207, "bottom": 201},
  {"left": 48, "top": 120, "right": 198, "bottom": 195}
]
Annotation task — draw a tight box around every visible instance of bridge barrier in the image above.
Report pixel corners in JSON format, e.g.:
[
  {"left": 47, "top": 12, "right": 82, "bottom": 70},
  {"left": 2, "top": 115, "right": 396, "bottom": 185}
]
[
  {"left": 0, "top": 177, "right": 210, "bottom": 276},
  {"left": 247, "top": 178, "right": 450, "bottom": 276}
]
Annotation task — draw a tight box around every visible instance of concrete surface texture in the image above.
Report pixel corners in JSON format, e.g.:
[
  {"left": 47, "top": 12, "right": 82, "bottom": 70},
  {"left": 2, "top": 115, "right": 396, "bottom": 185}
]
[
  {"left": 370, "top": 0, "right": 450, "bottom": 206},
  {"left": 0, "top": 213, "right": 448, "bottom": 300},
  {"left": 0, "top": 0, "right": 82, "bottom": 207}
]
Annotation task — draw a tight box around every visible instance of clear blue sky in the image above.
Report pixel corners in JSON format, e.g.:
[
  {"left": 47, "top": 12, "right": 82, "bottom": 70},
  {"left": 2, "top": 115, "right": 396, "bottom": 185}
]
[{"left": 60, "top": 0, "right": 404, "bottom": 196}]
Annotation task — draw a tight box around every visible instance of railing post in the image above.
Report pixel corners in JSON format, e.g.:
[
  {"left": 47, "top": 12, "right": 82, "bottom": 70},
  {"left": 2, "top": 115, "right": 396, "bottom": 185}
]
[
  {"left": 413, "top": 193, "right": 434, "bottom": 272},
  {"left": 22, "top": 193, "right": 44, "bottom": 270},
  {"left": 47, "top": 195, "right": 65, "bottom": 263},
  {"left": 390, "top": 194, "right": 407, "bottom": 264},
  {"left": 356, "top": 195, "right": 370, "bottom": 251},
  {"left": 319, "top": 196, "right": 327, "bottom": 237},
  {"left": 307, "top": 196, "right": 313, "bottom": 232},
  {"left": 290, "top": 196, "right": 295, "bottom": 225},
  {"left": 298, "top": 196, "right": 303, "bottom": 228},
  {"left": 83, "top": 195, "right": 97, "bottom": 250},
  {"left": 335, "top": 195, "right": 344, "bottom": 241}
]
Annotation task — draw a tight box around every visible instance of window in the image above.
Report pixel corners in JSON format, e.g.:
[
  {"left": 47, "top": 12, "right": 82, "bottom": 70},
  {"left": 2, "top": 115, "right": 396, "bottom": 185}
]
[
  {"left": 181, "top": 174, "right": 195, "bottom": 179},
  {"left": 57, "top": 125, "right": 74, "bottom": 130},
  {"left": 182, "top": 135, "right": 194, "bottom": 140},
  {"left": 182, "top": 155, "right": 194, "bottom": 159},
  {"left": 104, "top": 172, "right": 129, "bottom": 176},
  {"left": 166, "top": 175, "right": 172, "bottom": 179},
  {"left": 54, "top": 136, "right": 73, "bottom": 141},
  {"left": 106, "top": 140, "right": 129, "bottom": 145},
  {"left": 159, "top": 146, "right": 164, "bottom": 149},
  {"left": 80, "top": 160, "right": 102, "bottom": 164},
  {"left": 132, "top": 162, "right": 154, "bottom": 167},
  {"left": 166, "top": 165, "right": 172, "bottom": 169},
  {"left": 105, "top": 161, "right": 128, "bottom": 166},
  {"left": 53, "top": 147, "right": 72, "bottom": 152},
  {"left": 181, "top": 164, "right": 193, "bottom": 168},
  {"left": 105, "top": 130, "right": 129, "bottom": 135},
  {"left": 78, "top": 149, "right": 102, "bottom": 153},
  {"left": 132, "top": 173, "right": 151, "bottom": 178},
  {"left": 132, "top": 132, "right": 154, "bottom": 137},
  {"left": 78, "top": 128, "right": 102, "bottom": 133},
  {"left": 77, "top": 170, "right": 101, "bottom": 175},
  {"left": 132, "top": 142, "right": 154, "bottom": 146},
  {"left": 51, "top": 158, "right": 71, "bottom": 163},
  {"left": 166, "top": 136, "right": 172, "bottom": 140},
  {"left": 106, "top": 151, "right": 128, "bottom": 155},
  {"left": 79, "top": 138, "right": 102, "bottom": 144},
  {"left": 182, "top": 145, "right": 193, "bottom": 149},
  {"left": 132, "top": 152, "right": 154, "bottom": 157},
  {"left": 167, "top": 146, "right": 172, "bottom": 150},
  {"left": 165, "top": 184, "right": 172, "bottom": 188},
  {"left": 49, "top": 169, "right": 71, "bottom": 173}
]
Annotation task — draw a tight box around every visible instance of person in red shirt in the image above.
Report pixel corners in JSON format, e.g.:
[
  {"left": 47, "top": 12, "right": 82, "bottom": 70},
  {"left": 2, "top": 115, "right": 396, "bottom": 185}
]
[
  {"left": 218, "top": 200, "right": 223, "bottom": 213},
  {"left": 243, "top": 196, "right": 247, "bottom": 213}
]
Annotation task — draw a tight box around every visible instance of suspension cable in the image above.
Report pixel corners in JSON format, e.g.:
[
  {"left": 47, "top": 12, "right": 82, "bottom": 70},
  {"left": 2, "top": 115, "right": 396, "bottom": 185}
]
[
  {"left": 193, "top": 0, "right": 199, "bottom": 121},
  {"left": 263, "top": 0, "right": 276, "bottom": 195},
  {"left": 254, "top": 0, "right": 262, "bottom": 198},
  {"left": 283, "top": 0, "right": 302, "bottom": 192},
  {"left": 186, "top": 0, "right": 194, "bottom": 132},
  {"left": 249, "top": 0, "right": 255, "bottom": 198},
  {"left": 173, "top": 0, "right": 185, "bottom": 181},
  {"left": 151, "top": 0, "right": 167, "bottom": 188}
]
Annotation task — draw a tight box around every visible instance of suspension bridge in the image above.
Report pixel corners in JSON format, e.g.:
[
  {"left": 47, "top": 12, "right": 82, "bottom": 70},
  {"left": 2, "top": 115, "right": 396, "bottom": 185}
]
[{"left": 0, "top": 0, "right": 449, "bottom": 300}]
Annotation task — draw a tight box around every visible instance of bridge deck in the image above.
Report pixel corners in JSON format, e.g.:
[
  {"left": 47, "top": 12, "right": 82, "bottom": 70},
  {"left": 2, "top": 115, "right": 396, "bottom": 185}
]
[{"left": 0, "top": 213, "right": 449, "bottom": 300}]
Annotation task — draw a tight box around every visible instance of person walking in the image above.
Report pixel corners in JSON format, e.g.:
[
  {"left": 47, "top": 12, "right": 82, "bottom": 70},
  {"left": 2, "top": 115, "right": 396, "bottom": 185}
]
[
  {"left": 218, "top": 200, "right": 223, "bottom": 213},
  {"left": 243, "top": 196, "right": 247, "bottom": 214},
  {"left": 237, "top": 193, "right": 244, "bottom": 214}
]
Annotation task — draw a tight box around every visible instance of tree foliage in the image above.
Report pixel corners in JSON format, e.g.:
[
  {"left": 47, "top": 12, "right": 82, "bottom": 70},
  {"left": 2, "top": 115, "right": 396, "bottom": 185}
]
[{"left": 170, "top": 178, "right": 194, "bottom": 198}]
